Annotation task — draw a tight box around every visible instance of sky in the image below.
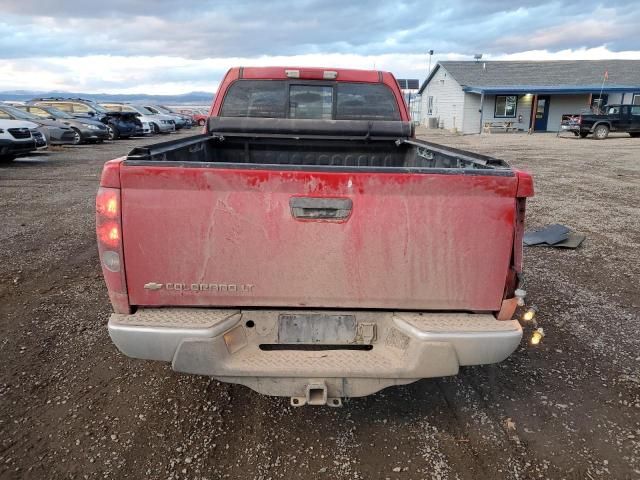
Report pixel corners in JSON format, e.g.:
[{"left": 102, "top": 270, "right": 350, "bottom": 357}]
[{"left": 0, "top": 0, "right": 639, "bottom": 94}]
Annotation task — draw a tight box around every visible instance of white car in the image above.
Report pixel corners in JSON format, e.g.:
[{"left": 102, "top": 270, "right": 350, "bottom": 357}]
[
  {"left": 100, "top": 103, "right": 176, "bottom": 134},
  {"left": 0, "top": 119, "right": 39, "bottom": 161}
]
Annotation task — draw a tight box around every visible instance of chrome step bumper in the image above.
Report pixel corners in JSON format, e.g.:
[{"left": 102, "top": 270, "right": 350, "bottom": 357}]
[{"left": 108, "top": 308, "right": 522, "bottom": 398}]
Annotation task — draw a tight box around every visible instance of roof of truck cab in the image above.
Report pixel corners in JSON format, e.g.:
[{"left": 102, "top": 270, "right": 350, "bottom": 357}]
[{"left": 238, "top": 66, "right": 385, "bottom": 83}]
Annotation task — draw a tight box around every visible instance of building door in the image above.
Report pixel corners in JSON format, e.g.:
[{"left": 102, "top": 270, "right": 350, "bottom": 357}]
[{"left": 534, "top": 96, "right": 551, "bottom": 131}]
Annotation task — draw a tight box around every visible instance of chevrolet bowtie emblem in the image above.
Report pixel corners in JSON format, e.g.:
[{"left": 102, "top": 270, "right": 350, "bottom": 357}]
[{"left": 144, "top": 282, "right": 164, "bottom": 290}]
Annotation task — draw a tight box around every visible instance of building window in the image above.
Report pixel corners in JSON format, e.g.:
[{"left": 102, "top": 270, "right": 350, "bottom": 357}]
[
  {"left": 633, "top": 93, "right": 640, "bottom": 105},
  {"left": 591, "top": 94, "right": 608, "bottom": 112},
  {"left": 494, "top": 95, "right": 517, "bottom": 117},
  {"left": 427, "top": 96, "right": 434, "bottom": 115}
]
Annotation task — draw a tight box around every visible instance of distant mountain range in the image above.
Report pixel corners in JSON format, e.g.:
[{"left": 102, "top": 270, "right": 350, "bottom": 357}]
[{"left": 0, "top": 90, "right": 215, "bottom": 105}]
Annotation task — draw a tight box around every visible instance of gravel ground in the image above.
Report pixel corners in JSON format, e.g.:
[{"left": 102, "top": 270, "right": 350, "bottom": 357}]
[{"left": 0, "top": 128, "right": 638, "bottom": 480}]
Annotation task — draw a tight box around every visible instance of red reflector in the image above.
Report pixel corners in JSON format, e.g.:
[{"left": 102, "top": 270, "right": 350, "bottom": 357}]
[{"left": 98, "top": 222, "right": 120, "bottom": 247}]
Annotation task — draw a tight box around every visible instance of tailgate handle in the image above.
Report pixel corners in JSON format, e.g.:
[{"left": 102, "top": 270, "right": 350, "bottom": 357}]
[{"left": 290, "top": 197, "right": 352, "bottom": 220}]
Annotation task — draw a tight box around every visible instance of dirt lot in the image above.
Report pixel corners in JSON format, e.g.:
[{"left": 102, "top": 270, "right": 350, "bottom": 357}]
[{"left": 1, "top": 129, "right": 638, "bottom": 480}]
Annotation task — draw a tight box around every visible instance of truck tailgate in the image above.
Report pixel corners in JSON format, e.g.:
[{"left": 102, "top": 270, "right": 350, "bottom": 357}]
[{"left": 120, "top": 165, "right": 517, "bottom": 311}]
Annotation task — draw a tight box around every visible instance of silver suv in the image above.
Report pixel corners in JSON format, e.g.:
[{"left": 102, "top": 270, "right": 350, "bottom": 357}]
[{"left": 100, "top": 103, "right": 176, "bottom": 134}]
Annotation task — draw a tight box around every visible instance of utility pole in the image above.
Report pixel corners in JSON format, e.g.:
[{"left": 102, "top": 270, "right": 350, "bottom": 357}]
[
  {"left": 424, "top": 49, "right": 434, "bottom": 124},
  {"left": 596, "top": 70, "right": 608, "bottom": 113}
]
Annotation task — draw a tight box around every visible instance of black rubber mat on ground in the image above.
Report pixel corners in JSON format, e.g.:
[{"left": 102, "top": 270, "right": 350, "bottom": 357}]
[{"left": 524, "top": 224, "right": 585, "bottom": 249}]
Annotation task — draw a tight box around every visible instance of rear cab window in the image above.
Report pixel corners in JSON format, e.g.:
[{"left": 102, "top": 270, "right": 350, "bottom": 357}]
[
  {"left": 336, "top": 83, "right": 400, "bottom": 120},
  {"left": 220, "top": 80, "right": 400, "bottom": 121},
  {"left": 220, "top": 80, "right": 286, "bottom": 118}
]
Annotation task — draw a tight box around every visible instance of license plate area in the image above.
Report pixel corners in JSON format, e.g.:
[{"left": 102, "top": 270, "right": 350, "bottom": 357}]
[{"left": 278, "top": 313, "right": 356, "bottom": 344}]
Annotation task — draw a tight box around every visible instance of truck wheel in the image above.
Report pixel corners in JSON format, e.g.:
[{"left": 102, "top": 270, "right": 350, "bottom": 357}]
[
  {"left": 593, "top": 124, "right": 609, "bottom": 140},
  {"left": 579, "top": 132, "right": 589, "bottom": 138},
  {"left": 107, "top": 125, "right": 120, "bottom": 140},
  {"left": 198, "top": 119, "right": 206, "bottom": 126},
  {"left": 71, "top": 128, "right": 83, "bottom": 145}
]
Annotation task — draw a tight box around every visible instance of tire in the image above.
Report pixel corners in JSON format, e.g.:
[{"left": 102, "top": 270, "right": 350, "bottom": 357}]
[
  {"left": 151, "top": 123, "right": 160, "bottom": 134},
  {"left": 71, "top": 128, "right": 82, "bottom": 145},
  {"left": 198, "top": 119, "right": 206, "bottom": 126},
  {"left": 0, "top": 154, "right": 16, "bottom": 162},
  {"left": 629, "top": 132, "right": 640, "bottom": 138},
  {"left": 107, "top": 125, "right": 119, "bottom": 140},
  {"left": 579, "top": 132, "right": 589, "bottom": 138},
  {"left": 593, "top": 124, "right": 609, "bottom": 140}
]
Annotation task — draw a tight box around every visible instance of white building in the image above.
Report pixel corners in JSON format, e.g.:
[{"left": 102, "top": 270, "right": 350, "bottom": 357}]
[{"left": 418, "top": 60, "right": 640, "bottom": 134}]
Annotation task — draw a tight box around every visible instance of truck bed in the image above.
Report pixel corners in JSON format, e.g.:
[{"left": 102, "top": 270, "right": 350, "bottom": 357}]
[
  {"left": 127, "top": 118, "right": 510, "bottom": 171},
  {"left": 117, "top": 118, "right": 521, "bottom": 312}
]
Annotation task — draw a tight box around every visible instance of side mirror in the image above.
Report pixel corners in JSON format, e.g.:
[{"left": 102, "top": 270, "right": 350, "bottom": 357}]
[{"left": 88, "top": 111, "right": 95, "bottom": 117}]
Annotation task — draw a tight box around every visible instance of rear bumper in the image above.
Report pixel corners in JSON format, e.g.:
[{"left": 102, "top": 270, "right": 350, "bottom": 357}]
[
  {"left": 561, "top": 125, "right": 590, "bottom": 133},
  {"left": 109, "top": 309, "right": 522, "bottom": 398}
]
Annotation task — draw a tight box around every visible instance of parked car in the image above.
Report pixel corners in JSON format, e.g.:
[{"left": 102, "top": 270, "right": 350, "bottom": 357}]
[
  {"left": 177, "top": 108, "right": 208, "bottom": 126},
  {"left": 100, "top": 103, "right": 176, "bottom": 134},
  {"left": 0, "top": 104, "right": 76, "bottom": 145},
  {"left": 143, "top": 105, "right": 191, "bottom": 129},
  {"left": 29, "top": 98, "right": 143, "bottom": 140},
  {"left": 16, "top": 104, "right": 109, "bottom": 145},
  {"left": 30, "top": 128, "right": 48, "bottom": 149},
  {"left": 561, "top": 104, "right": 640, "bottom": 139},
  {"left": 99, "top": 67, "right": 535, "bottom": 405},
  {"left": 0, "top": 119, "right": 38, "bottom": 161},
  {"left": 158, "top": 105, "right": 195, "bottom": 128}
]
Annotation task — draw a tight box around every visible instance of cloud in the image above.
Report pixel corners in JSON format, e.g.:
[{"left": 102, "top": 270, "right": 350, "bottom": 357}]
[
  {"left": 0, "top": 0, "right": 638, "bottom": 92},
  {"left": 2, "top": 0, "right": 640, "bottom": 59},
  {"left": 0, "top": 47, "right": 637, "bottom": 94}
]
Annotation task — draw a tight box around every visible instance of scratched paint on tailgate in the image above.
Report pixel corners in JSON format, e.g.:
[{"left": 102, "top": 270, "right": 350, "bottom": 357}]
[{"left": 120, "top": 166, "right": 517, "bottom": 311}]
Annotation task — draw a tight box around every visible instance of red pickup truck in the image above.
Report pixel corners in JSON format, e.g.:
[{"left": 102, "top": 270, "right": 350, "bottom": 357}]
[{"left": 97, "top": 67, "right": 534, "bottom": 406}]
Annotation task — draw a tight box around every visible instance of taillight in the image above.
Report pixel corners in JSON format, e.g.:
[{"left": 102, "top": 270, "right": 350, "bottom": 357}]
[
  {"left": 97, "top": 188, "right": 118, "bottom": 216},
  {"left": 96, "top": 186, "right": 130, "bottom": 313},
  {"left": 97, "top": 222, "right": 120, "bottom": 247}
]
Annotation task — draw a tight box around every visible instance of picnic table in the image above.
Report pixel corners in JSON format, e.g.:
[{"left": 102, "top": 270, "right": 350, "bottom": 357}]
[{"left": 483, "top": 121, "right": 518, "bottom": 133}]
